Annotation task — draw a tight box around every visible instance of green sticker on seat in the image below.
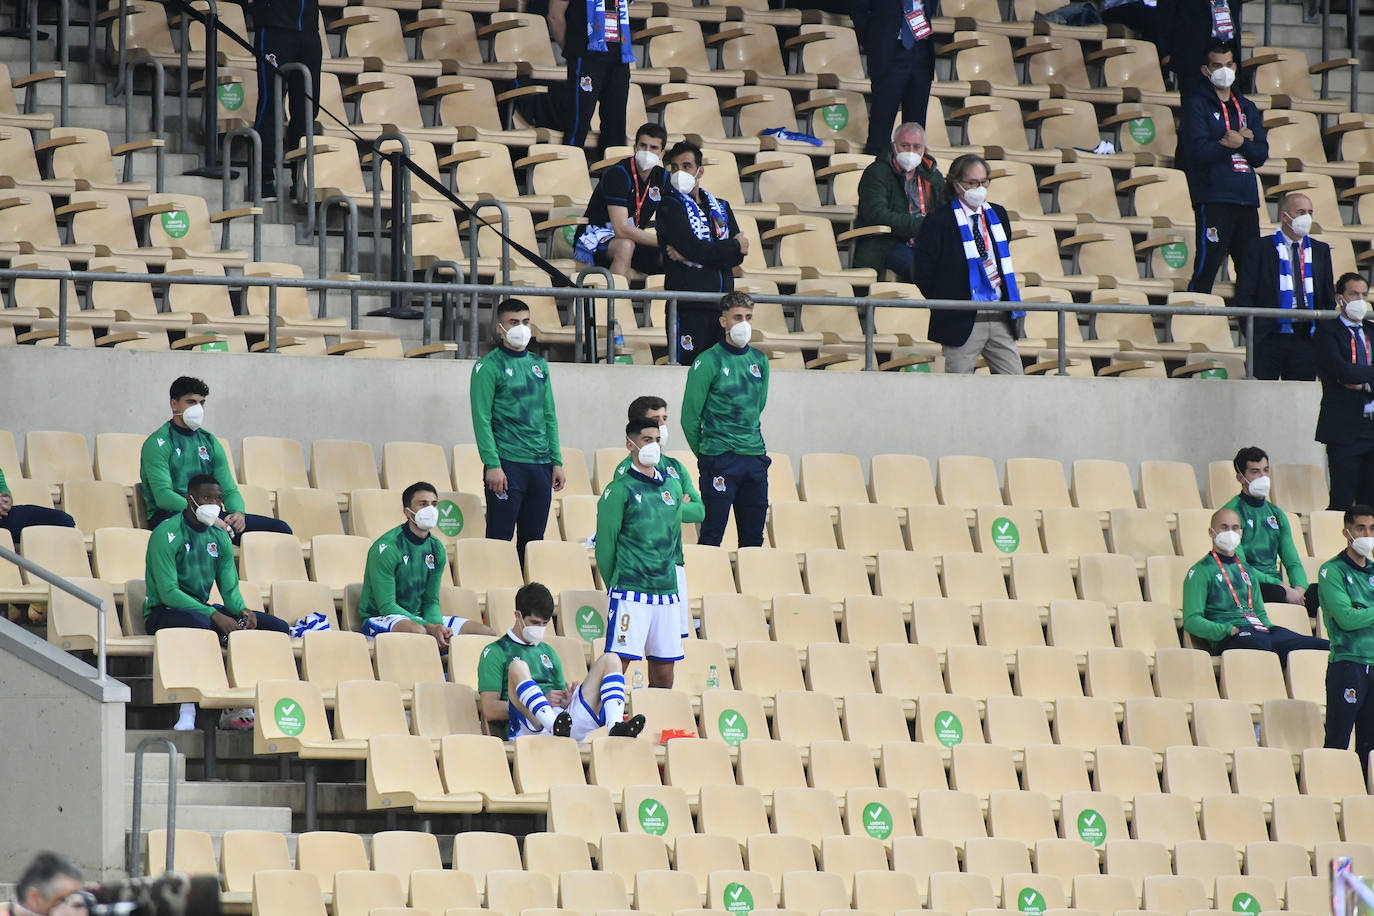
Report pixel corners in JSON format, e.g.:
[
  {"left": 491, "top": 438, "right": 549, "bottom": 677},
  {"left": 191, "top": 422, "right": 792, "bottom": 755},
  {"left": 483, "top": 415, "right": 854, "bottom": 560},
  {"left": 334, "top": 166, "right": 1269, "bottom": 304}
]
[
  {"left": 198, "top": 340, "right": 229, "bottom": 352},
  {"left": 638, "top": 797, "right": 668, "bottom": 835},
  {"left": 1018, "top": 888, "right": 1047, "bottom": 916},
  {"left": 436, "top": 499, "right": 463, "bottom": 537},
  {"left": 1160, "top": 242, "right": 1189, "bottom": 269},
  {"left": 562, "top": 225, "right": 577, "bottom": 247},
  {"left": 614, "top": 354, "right": 634, "bottom": 365},
  {"left": 821, "top": 104, "right": 849, "bottom": 130},
  {"left": 861, "top": 801, "right": 892, "bottom": 839},
  {"left": 717, "top": 708, "right": 748, "bottom": 744},
  {"left": 1198, "top": 366, "right": 1228, "bottom": 379},
  {"left": 1232, "top": 893, "right": 1259, "bottom": 914},
  {"left": 902, "top": 353, "right": 932, "bottom": 373},
  {"left": 934, "top": 710, "right": 963, "bottom": 746},
  {"left": 161, "top": 210, "right": 190, "bottom": 239},
  {"left": 274, "top": 697, "right": 304, "bottom": 736},
  {"left": 1127, "top": 117, "right": 1155, "bottom": 145},
  {"left": 218, "top": 82, "right": 244, "bottom": 111},
  {"left": 575, "top": 603, "right": 605, "bottom": 641},
  {"left": 723, "top": 881, "right": 754, "bottom": 915},
  {"left": 990, "top": 517, "right": 1019, "bottom": 553},
  {"left": 1076, "top": 808, "right": 1105, "bottom": 846}
]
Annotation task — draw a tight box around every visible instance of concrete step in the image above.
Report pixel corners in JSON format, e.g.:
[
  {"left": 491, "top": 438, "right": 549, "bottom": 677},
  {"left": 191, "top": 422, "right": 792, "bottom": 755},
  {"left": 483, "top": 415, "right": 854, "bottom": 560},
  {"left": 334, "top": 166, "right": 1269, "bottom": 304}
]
[
  {"left": 125, "top": 801, "right": 293, "bottom": 833},
  {"left": 124, "top": 748, "right": 186, "bottom": 780},
  {"left": 124, "top": 777, "right": 367, "bottom": 813}
]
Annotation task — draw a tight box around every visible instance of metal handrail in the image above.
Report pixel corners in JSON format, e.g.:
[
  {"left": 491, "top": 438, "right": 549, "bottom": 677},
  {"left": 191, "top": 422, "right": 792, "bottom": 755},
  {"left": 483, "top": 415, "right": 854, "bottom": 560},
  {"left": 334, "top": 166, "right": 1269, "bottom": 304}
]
[
  {"left": 128, "top": 736, "right": 179, "bottom": 876},
  {"left": 317, "top": 194, "right": 361, "bottom": 332},
  {"left": 0, "top": 543, "right": 109, "bottom": 681},
  {"left": 123, "top": 55, "right": 166, "bottom": 191},
  {"left": 275, "top": 63, "right": 316, "bottom": 233},
  {"left": 221, "top": 126, "right": 263, "bottom": 260},
  {"left": 422, "top": 260, "right": 466, "bottom": 347},
  {"left": 0, "top": 267, "right": 1339, "bottom": 373}
]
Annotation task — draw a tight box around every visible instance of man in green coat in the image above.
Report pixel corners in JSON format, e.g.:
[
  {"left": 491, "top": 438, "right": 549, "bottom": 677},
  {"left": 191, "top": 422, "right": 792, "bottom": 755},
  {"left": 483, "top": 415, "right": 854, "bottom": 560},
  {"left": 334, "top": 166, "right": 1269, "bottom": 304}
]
[{"left": 853, "top": 122, "right": 946, "bottom": 281}]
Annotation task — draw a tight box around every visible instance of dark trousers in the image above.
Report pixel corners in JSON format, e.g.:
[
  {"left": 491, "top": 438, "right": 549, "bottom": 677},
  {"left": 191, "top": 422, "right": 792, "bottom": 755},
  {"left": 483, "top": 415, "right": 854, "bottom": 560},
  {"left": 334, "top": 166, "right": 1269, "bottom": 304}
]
[
  {"left": 674, "top": 309, "right": 722, "bottom": 365},
  {"left": 253, "top": 25, "right": 323, "bottom": 185},
  {"left": 883, "top": 241, "right": 916, "bottom": 283},
  {"left": 146, "top": 603, "right": 292, "bottom": 636},
  {"left": 484, "top": 459, "right": 553, "bottom": 563},
  {"left": 1252, "top": 333, "right": 1317, "bottom": 381},
  {"left": 566, "top": 51, "right": 629, "bottom": 160},
  {"left": 148, "top": 509, "right": 292, "bottom": 544},
  {"left": 864, "top": 39, "right": 936, "bottom": 156},
  {"left": 1259, "top": 580, "right": 1320, "bottom": 615},
  {"left": 1326, "top": 420, "right": 1374, "bottom": 511},
  {"left": 1189, "top": 202, "right": 1260, "bottom": 294},
  {"left": 0, "top": 504, "right": 75, "bottom": 545},
  {"left": 697, "top": 453, "right": 770, "bottom": 548},
  {"left": 1212, "top": 624, "right": 1329, "bottom": 663},
  {"left": 1325, "top": 660, "right": 1374, "bottom": 777}
]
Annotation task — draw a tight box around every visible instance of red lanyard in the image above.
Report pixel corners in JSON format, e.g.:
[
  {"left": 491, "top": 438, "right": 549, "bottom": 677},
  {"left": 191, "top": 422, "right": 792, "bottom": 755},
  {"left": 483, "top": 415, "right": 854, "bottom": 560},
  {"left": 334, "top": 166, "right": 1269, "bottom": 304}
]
[
  {"left": 909, "top": 174, "right": 928, "bottom": 215},
  {"left": 1352, "top": 325, "right": 1371, "bottom": 364},
  {"left": 1211, "top": 550, "right": 1252, "bottom": 612},
  {"left": 1219, "top": 95, "right": 1243, "bottom": 132},
  {"left": 629, "top": 162, "right": 653, "bottom": 225}
]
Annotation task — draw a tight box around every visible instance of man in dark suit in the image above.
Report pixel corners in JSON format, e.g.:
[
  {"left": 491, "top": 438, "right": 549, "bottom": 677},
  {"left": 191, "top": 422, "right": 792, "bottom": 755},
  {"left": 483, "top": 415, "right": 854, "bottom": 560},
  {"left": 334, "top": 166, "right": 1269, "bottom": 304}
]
[
  {"left": 1157, "top": 0, "right": 1244, "bottom": 96},
  {"left": 1235, "top": 192, "right": 1334, "bottom": 381},
  {"left": 853, "top": 0, "right": 938, "bottom": 157},
  {"left": 912, "top": 153, "right": 1024, "bottom": 375},
  {"left": 1316, "top": 273, "right": 1374, "bottom": 510}
]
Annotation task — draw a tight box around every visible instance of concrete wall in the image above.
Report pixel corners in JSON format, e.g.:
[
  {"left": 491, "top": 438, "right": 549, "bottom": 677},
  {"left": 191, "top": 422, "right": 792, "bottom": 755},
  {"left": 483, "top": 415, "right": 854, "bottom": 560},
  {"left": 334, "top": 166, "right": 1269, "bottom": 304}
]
[
  {"left": 0, "top": 620, "right": 129, "bottom": 882},
  {"left": 0, "top": 347, "right": 1327, "bottom": 482}
]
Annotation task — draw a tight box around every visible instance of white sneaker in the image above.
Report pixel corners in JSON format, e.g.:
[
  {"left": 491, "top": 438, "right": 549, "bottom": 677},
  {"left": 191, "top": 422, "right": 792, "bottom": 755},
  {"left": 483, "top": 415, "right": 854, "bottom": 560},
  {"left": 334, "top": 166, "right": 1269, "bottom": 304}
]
[
  {"left": 219, "top": 707, "right": 255, "bottom": 730},
  {"left": 174, "top": 703, "right": 197, "bottom": 731}
]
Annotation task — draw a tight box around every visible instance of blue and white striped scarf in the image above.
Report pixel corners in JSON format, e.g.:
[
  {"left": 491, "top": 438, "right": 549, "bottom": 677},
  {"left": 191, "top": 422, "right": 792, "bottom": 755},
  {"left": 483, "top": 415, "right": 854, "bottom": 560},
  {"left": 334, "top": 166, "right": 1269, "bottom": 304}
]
[
  {"left": 953, "top": 201, "right": 1023, "bottom": 317},
  {"left": 585, "top": 0, "right": 635, "bottom": 62},
  {"left": 675, "top": 186, "right": 730, "bottom": 242},
  {"left": 1275, "top": 232, "right": 1314, "bottom": 336},
  {"left": 288, "top": 612, "right": 332, "bottom": 638}
]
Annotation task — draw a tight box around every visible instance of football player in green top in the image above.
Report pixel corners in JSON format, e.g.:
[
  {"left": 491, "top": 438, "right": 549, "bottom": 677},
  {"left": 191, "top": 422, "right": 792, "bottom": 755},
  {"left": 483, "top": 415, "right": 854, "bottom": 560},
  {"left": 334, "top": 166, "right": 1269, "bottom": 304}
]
[
  {"left": 681, "top": 292, "right": 770, "bottom": 549},
  {"left": 477, "top": 582, "right": 645, "bottom": 740},
  {"left": 1223, "top": 446, "right": 1317, "bottom": 613},
  {"left": 1319, "top": 504, "right": 1374, "bottom": 774},
  {"left": 358, "top": 481, "right": 495, "bottom": 646},
  {"left": 470, "top": 300, "right": 566, "bottom": 563}
]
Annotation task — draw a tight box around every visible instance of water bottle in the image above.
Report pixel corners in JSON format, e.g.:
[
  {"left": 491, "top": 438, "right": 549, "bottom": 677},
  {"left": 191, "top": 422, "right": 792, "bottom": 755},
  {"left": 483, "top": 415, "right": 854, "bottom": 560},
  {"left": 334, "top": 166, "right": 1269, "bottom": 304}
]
[
  {"left": 706, "top": 665, "right": 719, "bottom": 689},
  {"left": 613, "top": 319, "right": 625, "bottom": 360},
  {"left": 632, "top": 668, "right": 645, "bottom": 690}
]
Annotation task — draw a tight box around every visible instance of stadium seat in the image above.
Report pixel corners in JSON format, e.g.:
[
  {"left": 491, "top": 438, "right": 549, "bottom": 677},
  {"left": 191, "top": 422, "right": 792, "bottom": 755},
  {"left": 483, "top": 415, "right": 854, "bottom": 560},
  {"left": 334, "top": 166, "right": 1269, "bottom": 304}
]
[
  {"left": 984, "top": 695, "right": 1054, "bottom": 750},
  {"left": 367, "top": 733, "right": 483, "bottom": 812},
  {"left": 1063, "top": 792, "right": 1130, "bottom": 846},
  {"left": 1220, "top": 649, "right": 1288, "bottom": 711},
  {"left": 450, "top": 831, "right": 522, "bottom": 891},
  {"left": 632, "top": 871, "right": 699, "bottom": 915},
  {"left": 916, "top": 789, "right": 987, "bottom": 849},
  {"left": 927, "top": 872, "right": 997, "bottom": 916},
  {"left": 486, "top": 869, "right": 557, "bottom": 916},
  {"left": 1260, "top": 698, "right": 1325, "bottom": 754},
  {"left": 890, "top": 837, "right": 957, "bottom": 906},
  {"left": 336, "top": 679, "right": 410, "bottom": 744},
  {"left": 949, "top": 743, "right": 1020, "bottom": 801},
  {"left": 409, "top": 870, "right": 479, "bottom": 912},
  {"left": 1199, "top": 794, "right": 1269, "bottom": 852},
  {"left": 1193, "top": 698, "right": 1260, "bottom": 754},
  {"left": 1078, "top": 553, "right": 1145, "bottom": 607},
  {"left": 411, "top": 682, "right": 482, "bottom": 738},
  {"left": 1040, "top": 508, "right": 1109, "bottom": 559},
  {"left": 1122, "top": 696, "right": 1192, "bottom": 755},
  {"left": 1140, "top": 873, "right": 1209, "bottom": 916},
  {"left": 275, "top": 488, "right": 345, "bottom": 545},
  {"left": 869, "top": 454, "right": 938, "bottom": 508},
  {"left": 698, "top": 783, "right": 771, "bottom": 851},
  {"left": 769, "top": 502, "right": 838, "bottom": 555},
  {"left": 1301, "top": 748, "right": 1365, "bottom": 799},
  {"left": 299, "top": 630, "right": 374, "bottom": 699},
  {"left": 251, "top": 870, "right": 324, "bottom": 916},
  {"left": 1161, "top": 745, "right": 1231, "bottom": 805},
  {"left": 1022, "top": 743, "right": 1091, "bottom": 797},
  {"left": 1116, "top": 601, "right": 1182, "bottom": 653},
  {"left": 880, "top": 741, "right": 950, "bottom": 799},
  {"left": 874, "top": 644, "right": 946, "bottom": 706},
  {"left": 1094, "top": 744, "right": 1162, "bottom": 799},
  {"left": 1009, "top": 554, "right": 1076, "bottom": 607}
]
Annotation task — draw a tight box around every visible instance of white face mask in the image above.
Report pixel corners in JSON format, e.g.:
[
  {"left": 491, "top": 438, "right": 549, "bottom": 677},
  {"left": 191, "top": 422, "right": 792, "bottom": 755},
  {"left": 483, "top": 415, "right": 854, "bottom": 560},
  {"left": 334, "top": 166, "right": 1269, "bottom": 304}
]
[
  {"left": 671, "top": 170, "right": 696, "bottom": 194},
  {"left": 191, "top": 498, "right": 221, "bottom": 527},
  {"left": 1209, "top": 65, "right": 1236, "bottom": 89},
  {"left": 895, "top": 151, "right": 922, "bottom": 173},
  {"left": 521, "top": 623, "right": 546, "bottom": 645},
  {"left": 960, "top": 185, "right": 988, "bottom": 209},
  {"left": 727, "top": 320, "right": 752, "bottom": 347},
  {"left": 634, "top": 441, "right": 661, "bottom": 468},
  {"left": 503, "top": 323, "right": 531, "bottom": 349},
  {"left": 180, "top": 403, "right": 205, "bottom": 431},
  {"left": 1345, "top": 299, "right": 1370, "bottom": 323},
  {"left": 635, "top": 149, "right": 660, "bottom": 171},
  {"left": 657, "top": 424, "right": 669, "bottom": 449},
  {"left": 1246, "top": 475, "right": 1271, "bottom": 500},
  {"left": 411, "top": 505, "right": 439, "bottom": 531},
  {"left": 1213, "top": 529, "right": 1242, "bottom": 553},
  {"left": 1287, "top": 213, "right": 1313, "bottom": 238},
  {"left": 1352, "top": 536, "right": 1374, "bottom": 559}
]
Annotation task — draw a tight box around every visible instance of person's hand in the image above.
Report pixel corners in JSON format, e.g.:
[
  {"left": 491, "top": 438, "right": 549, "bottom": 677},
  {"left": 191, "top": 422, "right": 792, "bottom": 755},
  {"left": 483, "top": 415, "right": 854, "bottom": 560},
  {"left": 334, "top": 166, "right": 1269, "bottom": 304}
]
[
  {"left": 1239, "top": 127, "right": 1255, "bottom": 140},
  {"left": 223, "top": 512, "right": 246, "bottom": 534},
  {"left": 665, "top": 245, "right": 685, "bottom": 263},
  {"left": 485, "top": 467, "right": 508, "bottom": 496},
  {"left": 239, "top": 609, "right": 259, "bottom": 629},
  {"left": 552, "top": 466, "right": 566, "bottom": 492},
  {"left": 737, "top": 235, "right": 750, "bottom": 255},
  {"left": 1284, "top": 585, "right": 1307, "bottom": 605},
  {"left": 0, "top": 492, "right": 11, "bottom": 519},
  {"left": 547, "top": 689, "right": 569, "bottom": 707},
  {"left": 1230, "top": 626, "right": 1241, "bottom": 636},
  {"left": 681, "top": 494, "right": 692, "bottom": 502},
  {"left": 425, "top": 622, "right": 452, "bottom": 650},
  {"left": 1220, "top": 131, "right": 1244, "bottom": 149},
  {"left": 1345, "top": 382, "right": 1366, "bottom": 390},
  {"left": 211, "top": 611, "right": 240, "bottom": 638}
]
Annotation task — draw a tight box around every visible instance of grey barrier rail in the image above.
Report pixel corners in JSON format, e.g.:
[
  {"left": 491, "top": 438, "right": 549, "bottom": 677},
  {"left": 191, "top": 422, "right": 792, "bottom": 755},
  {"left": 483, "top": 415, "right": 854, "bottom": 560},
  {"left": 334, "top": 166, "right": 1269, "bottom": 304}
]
[
  {"left": 0, "top": 267, "right": 1338, "bottom": 374},
  {"left": 0, "top": 541, "right": 110, "bottom": 682}
]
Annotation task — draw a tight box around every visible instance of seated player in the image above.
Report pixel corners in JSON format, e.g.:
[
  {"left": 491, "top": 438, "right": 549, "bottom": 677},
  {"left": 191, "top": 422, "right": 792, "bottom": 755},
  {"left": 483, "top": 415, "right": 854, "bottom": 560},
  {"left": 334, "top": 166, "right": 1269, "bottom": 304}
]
[
  {"left": 358, "top": 481, "right": 495, "bottom": 646},
  {"left": 140, "top": 376, "right": 292, "bottom": 542},
  {"left": 0, "top": 466, "right": 75, "bottom": 545},
  {"left": 1183, "top": 507, "right": 1329, "bottom": 663},
  {"left": 574, "top": 122, "right": 667, "bottom": 281},
  {"left": 143, "top": 474, "right": 291, "bottom": 731},
  {"left": 478, "top": 582, "right": 646, "bottom": 740}
]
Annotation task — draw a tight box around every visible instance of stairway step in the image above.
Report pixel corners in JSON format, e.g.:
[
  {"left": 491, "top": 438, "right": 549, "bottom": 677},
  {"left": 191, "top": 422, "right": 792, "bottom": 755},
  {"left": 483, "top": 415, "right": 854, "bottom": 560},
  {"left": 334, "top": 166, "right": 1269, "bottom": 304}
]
[
  {"left": 125, "top": 778, "right": 367, "bottom": 813},
  {"left": 125, "top": 801, "right": 293, "bottom": 833}
]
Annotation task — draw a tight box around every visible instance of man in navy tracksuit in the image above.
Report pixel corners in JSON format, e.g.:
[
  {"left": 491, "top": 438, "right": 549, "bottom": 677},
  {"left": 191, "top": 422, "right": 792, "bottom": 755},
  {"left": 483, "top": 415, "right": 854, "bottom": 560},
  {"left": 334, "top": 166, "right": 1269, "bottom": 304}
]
[
  {"left": 1178, "top": 39, "right": 1267, "bottom": 295},
  {"left": 251, "top": 0, "right": 322, "bottom": 200}
]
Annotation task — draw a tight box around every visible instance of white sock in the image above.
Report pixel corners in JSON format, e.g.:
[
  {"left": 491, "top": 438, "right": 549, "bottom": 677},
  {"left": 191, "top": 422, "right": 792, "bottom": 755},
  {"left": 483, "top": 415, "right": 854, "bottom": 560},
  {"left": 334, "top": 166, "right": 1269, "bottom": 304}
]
[
  {"left": 515, "top": 679, "right": 559, "bottom": 731},
  {"left": 601, "top": 672, "right": 627, "bottom": 725},
  {"left": 175, "top": 703, "right": 197, "bottom": 731}
]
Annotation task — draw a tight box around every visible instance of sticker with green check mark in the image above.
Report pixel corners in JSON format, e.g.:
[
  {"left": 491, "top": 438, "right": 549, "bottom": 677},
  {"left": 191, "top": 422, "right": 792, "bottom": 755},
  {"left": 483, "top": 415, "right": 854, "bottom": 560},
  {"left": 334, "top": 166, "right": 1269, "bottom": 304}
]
[
  {"left": 861, "top": 802, "right": 893, "bottom": 839},
  {"left": 274, "top": 697, "right": 304, "bottom": 736},
  {"left": 718, "top": 709, "right": 748, "bottom": 745},
  {"left": 1076, "top": 808, "right": 1105, "bottom": 846},
  {"left": 574, "top": 604, "right": 605, "bottom": 641},
  {"left": 1017, "top": 888, "right": 1046, "bottom": 916},
  {"left": 990, "top": 517, "right": 1020, "bottom": 553},
  {"left": 637, "top": 797, "right": 668, "bottom": 835},
  {"left": 723, "top": 881, "right": 754, "bottom": 914},
  {"left": 934, "top": 710, "right": 964, "bottom": 747},
  {"left": 435, "top": 499, "right": 464, "bottom": 537},
  {"left": 1232, "top": 893, "right": 1259, "bottom": 914}
]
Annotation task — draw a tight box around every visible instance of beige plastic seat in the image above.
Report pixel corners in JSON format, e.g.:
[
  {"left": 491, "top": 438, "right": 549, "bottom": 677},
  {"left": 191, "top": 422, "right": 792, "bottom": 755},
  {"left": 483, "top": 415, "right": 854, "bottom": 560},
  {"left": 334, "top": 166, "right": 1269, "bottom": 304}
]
[
  {"left": 1094, "top": 744, "right": 1161, "bottom": 799},
  {"left": 1193, "top": 698, "right": 1260, "bottom": 754},
  {"left": 62, "top": 191, "right": 173, "bottom": 265},
  {"left": 874, "top": 644, "right": 945, "bottom": 707},
  {"left": 0, "top": 190, "right": 96, "bottom": 262},
  {"left": 452, "top": 538, "right": 524, "bottom": 596},
  {"left": 879, "top": 741, "right": 950, "bottom": 799},
  {"left": 949, "top": 95, "right": 1063, "bottom": 169},
  {"left": 1009, "top": 554, "right": 1076, "bottom": 607},
  {"left": 906, "top": 505, "right": 975, "bottom": 554},
  {"left": 138, "top": 192, "right": 251, "bottom": 265},
  {"left": 869, "top": 454, "right": 937, "bottom": 508},
  {"left": 0, "top": 62, "right": 63, "bottom": 129},
  {"left": 984, "top": 695, "right": 1054, "bottom": 750},
  {"left": 1078, "top": 553, "right": 1145, "bottom": 607},
  {"left": 1117, "top": 601, "right": 1183, "bottom": 653},
  {"left": 1260, "top": 698, "right": 1325, "bottom": 754},
  {"left": 928, "top": 871, "right": 997, "bottom": 916},
  {"left": 941, "top": 553, "right": 1010, "bottom": 606},
  {"left": 1040, "top": 507, "right": 1109, "bottom": 559},
  {"left": 1062, "top": 791, "right": 1130, "bottom": 846},
  {"left": 1140, "top": 873, "right": 1209, "bottom": 916},
  {"left": 937, "top": 456, "right": 1003, "bottom": 510},
  {"left": 145, "top": 829, "right": 217, "bottom": 876},
  {"left": 1122, "top": 696, "right": 1192, "bottom": 756},
  {"left": 916, "top": 789, "right": 987, "bottom": 850},
  {"left": 1200, "top": 794, "right": 1269, "bottom": 852},
  {"left": 949, "top": 743, "right": 1020, "bottom": 801},
  {"left": 1161, "top": 745, "right": 1231, "bottom": 805},
  {"left": 153, "top": 628, "right": 254, "bottom": 709},
  {"left": 251, "top": 870, "right": 326, "bottom": 916},
  {"left": 486, "top": 870, "right": 556, "bottom": 916},
  {"left": 275, "top": 488, "right": 345, "bottom": 545},
  {"left": 769, "top": 502, "right": 838, "bottom": 554}
]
